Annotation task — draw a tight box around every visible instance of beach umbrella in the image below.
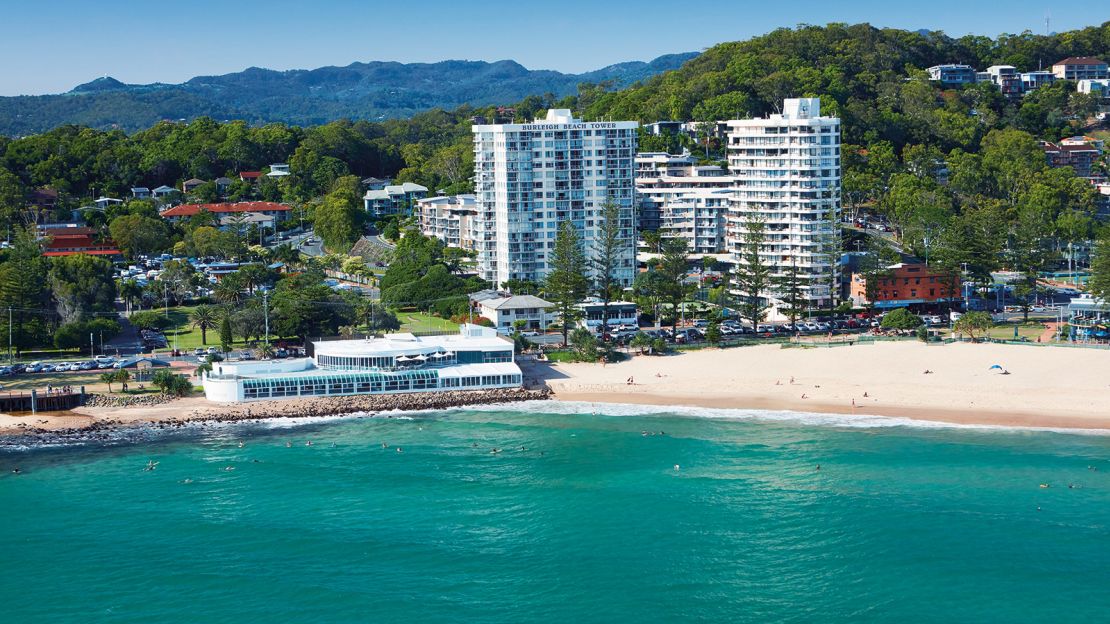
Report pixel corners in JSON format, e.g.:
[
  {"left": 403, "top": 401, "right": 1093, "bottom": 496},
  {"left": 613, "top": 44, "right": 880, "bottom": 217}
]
[
  {"left": 413, "top": 354, "right": 428, "bottom": 361},
  {"left": 396, "top": 355, "right": 412, "bottom": 362},
  {"left": 988, "top": 364, "right": 1003, "bottom": 370}
]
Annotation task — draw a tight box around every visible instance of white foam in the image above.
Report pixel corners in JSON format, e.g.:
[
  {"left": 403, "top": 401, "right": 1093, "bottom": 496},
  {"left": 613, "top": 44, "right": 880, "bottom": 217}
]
[{"left": 469, "top": 400, "right": 1110, "bottom": 437}]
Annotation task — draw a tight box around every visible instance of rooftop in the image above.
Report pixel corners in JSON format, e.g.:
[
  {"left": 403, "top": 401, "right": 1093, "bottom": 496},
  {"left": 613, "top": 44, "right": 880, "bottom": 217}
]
[
  {"left": 477, "top": 294, "right": 553, "bottom": 310},
  {"left": 314, "top": 324, "right": 510, "bottom": 358},
  {"left": 1055, "top": 57, "right": 1107, "bottom": 66},
  {"left": 160, "top": 201, "right": 292, "bottom": 218}
]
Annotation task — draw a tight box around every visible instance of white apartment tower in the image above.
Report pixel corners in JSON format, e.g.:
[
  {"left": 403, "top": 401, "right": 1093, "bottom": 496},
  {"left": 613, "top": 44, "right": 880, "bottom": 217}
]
[
  {"left": 726, "top": 98, "right": 841, "bottom": 310},
  {"left": 472, "top": 109, "right": 639, "bottom": 287},
  {"left": 635, "top": 151, "right": 734, "bottom": 254}
]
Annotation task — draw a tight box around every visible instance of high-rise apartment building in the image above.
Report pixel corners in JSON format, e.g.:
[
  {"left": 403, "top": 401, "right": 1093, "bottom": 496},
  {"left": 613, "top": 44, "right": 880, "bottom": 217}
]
[
  {"left": 635, "top": 151, "right": 734, "bottom": 254},
  {"left": 472, "top": 109, "right": 638, "bottom": 287},
  {"left": 726, "top": 97, "right": 841, "bottom": 311}
]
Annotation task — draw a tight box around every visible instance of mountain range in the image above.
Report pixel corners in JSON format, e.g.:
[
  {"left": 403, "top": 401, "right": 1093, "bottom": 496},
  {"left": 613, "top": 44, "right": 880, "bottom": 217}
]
[{"left": 0, "top": 54, "right": 697, "bottom": 136}]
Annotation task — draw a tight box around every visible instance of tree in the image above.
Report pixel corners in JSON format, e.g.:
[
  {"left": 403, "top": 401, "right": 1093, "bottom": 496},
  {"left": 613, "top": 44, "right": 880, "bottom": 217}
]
[
  {"left": 190, "top": 305, "right": 219, "bottom": 345},
  {"left": 569, "top": 327, "right": 599, "bottom": 362},
  {"left": 544, "top": 221, "right": 589, "bottom": 346},
  {"left": 219, "top": 314, "right": 233, "bottom": 352},
  {"left": 880, "top": 308, "right": 923, "bottom": 331},
  {"left": 0, "top": 227, "right": 49, "bottom": 356},
  {"left": 705, "top": 317, "right": 722, "bottom": 345},
  {"left": 314, "top": 175, "right": 365, "bottom": 253},
  {"left": 108, "top": 214, "right": 170, "bottom": 258},
  {"left": 656, "top": 238, "right": 692, "bottom": 337},
  {"left": 774, "top": 257, "right": 808, "bottom": 328},
  {"left": 1089, "top": 232, "right": 1110, "bottom": 303},
  {"left": 48, "top": 254, "right": 117, "bottom": 323},
  {"left": 732, "top": 215, "right": 771, "bottom": 331},
  {"left": 954, "top": 311, "right": 993, "bottom": 343},
  {"left": 590, "top": 200, "right": 626, "bottom": 336},
  {"left": 100, "top": 371, "right": 117, "bottom": 393},
  {"left": 152, "top": 369, "right": 194, "bottom": 397},
  {"left": 129, "top": 310, "right": 171, "bottom": 331},
  {"left": 630, "top": 331, "right": 652, "bottom": 355}
]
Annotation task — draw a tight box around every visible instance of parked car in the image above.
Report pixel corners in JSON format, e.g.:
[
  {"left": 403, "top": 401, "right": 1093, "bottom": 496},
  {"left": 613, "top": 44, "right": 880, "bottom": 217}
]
[
  {"left": 78, "top": 361, "right": 97, "bottom": 371},
  {"left": 238, "top": 351, "right": 254, "bottom": 360},
  {"left": 39, "top": 364, "right": 56, "bottom": 373},
  {"left": 275, "top": 348, "right": 289, "bottom": 358},
  {"left": 194, "top": 347, "right": 206, "bottom": 356},
  {"left": 10, "top": 363, "right": 26, "bottom": 374}
]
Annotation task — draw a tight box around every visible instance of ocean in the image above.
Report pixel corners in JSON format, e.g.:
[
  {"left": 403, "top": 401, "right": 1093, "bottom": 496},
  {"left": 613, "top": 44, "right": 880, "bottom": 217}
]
[{"left": 2, "top": 402, "right": 1109, "bottom": 623}]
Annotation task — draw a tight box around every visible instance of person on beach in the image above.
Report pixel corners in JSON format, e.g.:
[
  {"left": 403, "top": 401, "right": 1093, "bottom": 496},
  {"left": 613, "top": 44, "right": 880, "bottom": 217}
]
[{"left": 801, "top": 393, "right": 808, "bottom": 399}]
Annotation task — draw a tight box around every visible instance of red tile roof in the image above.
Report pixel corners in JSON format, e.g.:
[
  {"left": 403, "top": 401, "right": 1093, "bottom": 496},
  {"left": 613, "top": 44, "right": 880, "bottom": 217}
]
[
  {"left": 239, "top": 171, "right": 262, "bottom": 179},
  {"left": 160, "top": 201, "right": 292, "bottom": 218},
  {"left": 44, "top": 249, "right": 120, "bottom": 257}
]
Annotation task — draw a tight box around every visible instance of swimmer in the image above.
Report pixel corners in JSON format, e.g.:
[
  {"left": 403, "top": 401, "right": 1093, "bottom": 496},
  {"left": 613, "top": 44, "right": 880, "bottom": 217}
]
[
  {"left": 252, "top": 459, "right": 260, "bottom": 463},
  {"left": 181, "top": 478, "right": 193, "bottom": 484},
  {"left": 816, "top": 464, "right": 821, "bottom": 471},
  {"left": 285, "top": 441, "right": 292, "bottom": 448},
  {"left": 224, "top": 466, "right": 236, "bottom": 471},
  {"left": 144, "top": 460, "right": 159, "bottom": 471},
  {"left": 396, "top": 447, "right": 403, "bottom": 453},
  {"left": 673, "top": 464, "right": 680, "bottom": 471},
  {"left": 305, "top": 441, "right": 313, "bottom": 446},
  {"left": 238, "top": 441, "right": 244, "bottom": 448},
  {"left": 11, "top": 467, "right": 21, "bottom": 474},
  {"left": 1039, "top": 483, "right": 1050, "bottom": 488},
  {"left": 472, "top": 442, "right": 478, "bottom": 448},
  {"left": 490, "top": 448, "right": 502, "bottom": 454},
  {"left": 382, "top": 442, "right": 388, "bottom": 449}
]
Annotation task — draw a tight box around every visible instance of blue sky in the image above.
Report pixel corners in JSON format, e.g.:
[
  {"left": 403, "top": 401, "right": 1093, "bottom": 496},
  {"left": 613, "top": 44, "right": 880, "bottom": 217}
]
[{"left": 2, "top": 0, "right": 1105, "bottom": 96}]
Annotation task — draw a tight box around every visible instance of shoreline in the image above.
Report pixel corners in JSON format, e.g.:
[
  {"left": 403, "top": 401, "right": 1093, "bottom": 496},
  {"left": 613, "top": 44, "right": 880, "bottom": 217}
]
[
  {"left": 549, "top": 391, "right": 1110, "bottom": 432},
  {"left": 0, "top": 388, "right": 550, "bottom": 447}
]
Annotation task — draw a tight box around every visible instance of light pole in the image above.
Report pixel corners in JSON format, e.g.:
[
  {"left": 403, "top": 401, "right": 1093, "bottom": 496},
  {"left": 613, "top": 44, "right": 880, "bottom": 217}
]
[{"left": 263, "top": 290, "right": 270, "bottom": 351}]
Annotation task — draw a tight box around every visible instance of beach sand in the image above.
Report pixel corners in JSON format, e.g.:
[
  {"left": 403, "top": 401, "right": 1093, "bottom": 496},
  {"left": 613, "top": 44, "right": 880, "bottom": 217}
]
[
  {"left": 3, "top": 341, "right": 1109, "bottom": 436},
  {"left": 537, "top": 341, "right": 1110, "bottom": 430}
]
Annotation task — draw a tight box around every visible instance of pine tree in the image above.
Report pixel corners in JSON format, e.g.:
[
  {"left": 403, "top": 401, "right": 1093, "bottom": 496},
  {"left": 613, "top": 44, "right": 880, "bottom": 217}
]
[
  {"left": 732, "top": 215, "right": 771, "bottom": 330},
  {"left": 0, "top": 227, "right": 48, "bottom": 357},
  {"left": 657, "top": 237, "right": 691, "bottom": 337},
  {"left": 219, "top": 315, "right": 234, "bottom": 352},
  {"left": 544, "top": 221, "right": 589, "bottom": 346},
  {"left": 590, "top": 200, "right": 627, "bottom": 336},
  {"left": 774, "top": 257, "right": 808, "bottom": 328}
]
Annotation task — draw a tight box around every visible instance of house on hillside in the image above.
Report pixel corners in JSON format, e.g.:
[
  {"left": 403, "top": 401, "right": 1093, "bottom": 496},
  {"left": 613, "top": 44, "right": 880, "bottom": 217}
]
[
  {"left": 131, "top": 187, "right": 151, "bottom": 199},
  {"left": 267, "top": 164, "right": 290, "bottom": 177},
  {"left": 182, "top": 178, "right": 206, "bottom": 193},
  {"left": 152, "top": 185, "right": 179, "bottom": 201},
  {"left": 38, "top": 224, "right": 121, "bottom": 258},
  {"left": 1052, "top": 57, "right": 1109, "bottom": 81},
  {"left": 159, "top": 201, "right": 292, "bottom": 224},
  {"left": 239, "top": 171, "right": 262, "bottom": 183}
]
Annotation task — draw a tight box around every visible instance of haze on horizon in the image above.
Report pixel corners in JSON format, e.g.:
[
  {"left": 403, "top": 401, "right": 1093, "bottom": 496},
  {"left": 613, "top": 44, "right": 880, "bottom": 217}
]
[{"left": 1, "top": 0, "right": 1104, "bottom": 96}]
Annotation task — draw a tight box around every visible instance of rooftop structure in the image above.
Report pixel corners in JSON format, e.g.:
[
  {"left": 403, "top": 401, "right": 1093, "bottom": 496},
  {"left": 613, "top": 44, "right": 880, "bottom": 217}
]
[{"left": 202, "top": 324, "right": 521, "bottom": 402}]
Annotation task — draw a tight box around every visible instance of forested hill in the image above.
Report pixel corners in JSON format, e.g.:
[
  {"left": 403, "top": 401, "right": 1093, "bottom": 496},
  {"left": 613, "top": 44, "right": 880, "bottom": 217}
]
[
  {"left": 581, "top": 21, "right": 1110, "bottom": 144},
  {"left": 0, "top": 54, "right": 696, "bottom": 136}
]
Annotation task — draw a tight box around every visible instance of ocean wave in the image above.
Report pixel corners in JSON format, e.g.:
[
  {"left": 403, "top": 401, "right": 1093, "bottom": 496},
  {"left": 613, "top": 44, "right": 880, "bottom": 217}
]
[{"left": 468, "top": 400, "right": 1110, "bottom": 437}]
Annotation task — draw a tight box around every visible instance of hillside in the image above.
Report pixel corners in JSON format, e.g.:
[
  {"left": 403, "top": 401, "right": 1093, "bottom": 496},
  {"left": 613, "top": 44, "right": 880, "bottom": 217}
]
[{"left": 0, "top": 54, "right": 696, "bottom": 136}]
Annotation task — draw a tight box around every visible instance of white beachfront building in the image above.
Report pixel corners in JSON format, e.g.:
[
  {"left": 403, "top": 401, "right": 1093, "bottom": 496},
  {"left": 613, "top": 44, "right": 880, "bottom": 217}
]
[
  {"left": 471, "top": 109, "right": 639, "bottom": 288},
  {"left": 202, "top": 324, "right": 521, "bottom": 402},
  {"left": 726, "top": 97, "right": 841, "bottom": 312}
]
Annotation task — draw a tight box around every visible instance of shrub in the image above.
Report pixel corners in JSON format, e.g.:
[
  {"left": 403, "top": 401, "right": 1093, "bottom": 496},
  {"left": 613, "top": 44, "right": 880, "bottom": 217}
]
[
  {"left": 152, "top": 369, "right": 194, "bottom": 396},
  {"left": 881, "top": 308, "right": 923, "bottom": 331}
]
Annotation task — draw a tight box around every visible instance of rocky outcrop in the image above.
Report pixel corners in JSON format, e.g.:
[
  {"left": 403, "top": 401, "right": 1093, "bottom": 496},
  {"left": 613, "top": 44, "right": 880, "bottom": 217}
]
[{"left": 83, "top": 393, "right": 176, "bottom": 408}]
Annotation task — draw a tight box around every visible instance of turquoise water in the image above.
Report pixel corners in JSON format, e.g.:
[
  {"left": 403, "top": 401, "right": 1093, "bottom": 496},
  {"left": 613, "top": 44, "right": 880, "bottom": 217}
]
[{"left": 2, "top": 402, "right": 1110, "bottom": 623}]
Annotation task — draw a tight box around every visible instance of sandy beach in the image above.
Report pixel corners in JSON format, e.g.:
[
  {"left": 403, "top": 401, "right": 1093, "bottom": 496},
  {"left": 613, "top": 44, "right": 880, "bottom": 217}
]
[{"left": 538, "top": 341, "right": 1110, "bottom": 430}]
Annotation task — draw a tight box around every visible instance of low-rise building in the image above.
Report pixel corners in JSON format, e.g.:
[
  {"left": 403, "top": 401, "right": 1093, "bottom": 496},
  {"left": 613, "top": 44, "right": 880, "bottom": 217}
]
[
  {"left": 131, "top": 187, "right": 151, "bottom": 199},
  {"left": 927, "top": 64, "right": 978, "bottom": 85},
  {"left": 94, "top": 197, "right": 123, "bottom": 209},
  {"left": 1052, "top": 57, "right": 1109, "bottom": 81},
  {"left": 218, "top": 211, "right": 276, "bottom": 231},
  {"left": 182, "top": 178, "right": 206, "bottom": 193},
  {"left": 472, "top": 293, "right": 553, "bottom": 332},
  {"left": 267, "top": 164, "right": 290, "bottom": 177},
  {"left": 364, "top": 183, "right": 429, "bottom": 217},
  {"left": 577, "top": 298, "right": 639, "bottom": 330},
  {"left": 850, "top": 262, "right": 961, "bottom": 309},
  {"left": 417, "top": 194, "right": 478, "bottom": 250},
  {"left": 238, "top": 171, "right": 262, "bottom": 183},
  {"left": 1042, "top": 137, "right": 1104, "bottom": 182},
  {"left": 159, "top": 201, "right": 293, "bottom": 224},
  {"left": 152, "top": 185, "right": 179, "bottom": 200},
  {"left": 202, "top": 324, "right": 522, "bottom": 402},
  {"left": 1021, "top": 71, "right": 1057, "bottom": 91},
  {"left": 38, "top": 225, "right": 121, "bottom": 258}
]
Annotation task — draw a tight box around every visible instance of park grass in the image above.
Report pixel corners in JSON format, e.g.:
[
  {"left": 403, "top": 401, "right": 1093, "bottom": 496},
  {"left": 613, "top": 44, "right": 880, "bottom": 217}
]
[
  {"left": 398, "top": 312, "right": 457, "bottom": 334},
  {"left": 0, "top": 370, "right": 161, "bottom": 395},
  {"left": 986, "top": 321, "right": 1048, "bottom": 341},
  {"left": 160, "top": 305, "right": 252, "bottom": 351}
]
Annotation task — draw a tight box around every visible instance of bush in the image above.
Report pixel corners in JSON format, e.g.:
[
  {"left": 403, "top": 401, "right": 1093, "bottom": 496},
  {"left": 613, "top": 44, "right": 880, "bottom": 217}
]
[
  {"left": 569, "top": 327, "right": 599, "bottom": 362},
  {"left": 152, "top": 369, "right": 194, "bottom": 396},
  {"left": 881, "top": 308, "right": 923, "bottom": 331},
  {"left": 129, "top": 310, "right": 171, "bottom": 331}
]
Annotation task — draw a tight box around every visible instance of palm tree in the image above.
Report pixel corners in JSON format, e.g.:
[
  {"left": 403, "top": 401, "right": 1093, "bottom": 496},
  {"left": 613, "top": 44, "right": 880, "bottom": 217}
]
[
  {"left": 190, "top": 305, "right": 219, "bottom": 345},
  {"left": 99, "top": 372, "right": 116, "bottom": 393}
]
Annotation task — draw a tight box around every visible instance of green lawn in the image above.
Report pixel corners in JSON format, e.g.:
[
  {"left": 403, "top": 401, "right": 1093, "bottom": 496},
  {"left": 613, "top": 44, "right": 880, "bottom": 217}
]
[
  {"left": 985, "top": 322, "right": 1048, "bottom": 341},
  {"left": 0, "top": 370, "right": 162, "bottom": 394},
  {"left": 159, "top": 306, "right": 254, "bottom": 351},
  {"left": 399, "top": 312, "right": 457, "bottom": 334}
]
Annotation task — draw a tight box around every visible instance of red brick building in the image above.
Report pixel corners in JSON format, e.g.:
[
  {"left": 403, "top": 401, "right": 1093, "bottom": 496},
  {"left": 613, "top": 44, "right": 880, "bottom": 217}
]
[
  {"left": 850, "top": 262, "right": 961, "bottom": 309},
  {"left": 38, "top": 226, "right": 121, "bottom": 258}
]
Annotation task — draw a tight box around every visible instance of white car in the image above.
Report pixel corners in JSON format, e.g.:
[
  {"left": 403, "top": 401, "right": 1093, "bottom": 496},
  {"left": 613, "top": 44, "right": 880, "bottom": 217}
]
[{"left": 520, "top": 330, "right": 540, "bottom": 337}]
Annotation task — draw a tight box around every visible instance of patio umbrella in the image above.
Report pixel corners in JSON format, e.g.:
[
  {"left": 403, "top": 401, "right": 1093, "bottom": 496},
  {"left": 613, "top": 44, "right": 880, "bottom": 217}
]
[{"left": 412, "top": 354, "right": 428, "bottom": 361}]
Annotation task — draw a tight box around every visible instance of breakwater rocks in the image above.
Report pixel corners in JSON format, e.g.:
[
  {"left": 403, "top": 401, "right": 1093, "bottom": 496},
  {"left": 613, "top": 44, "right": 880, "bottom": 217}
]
[
  {"left": 83, "top": 393, "right": 176, "bottom": 408},
  {"left": 1, "top": 388, "right": 551, "bottom": 448},
  {"left": 187, "top": 387, "right": 552, "bottom": 422}
]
